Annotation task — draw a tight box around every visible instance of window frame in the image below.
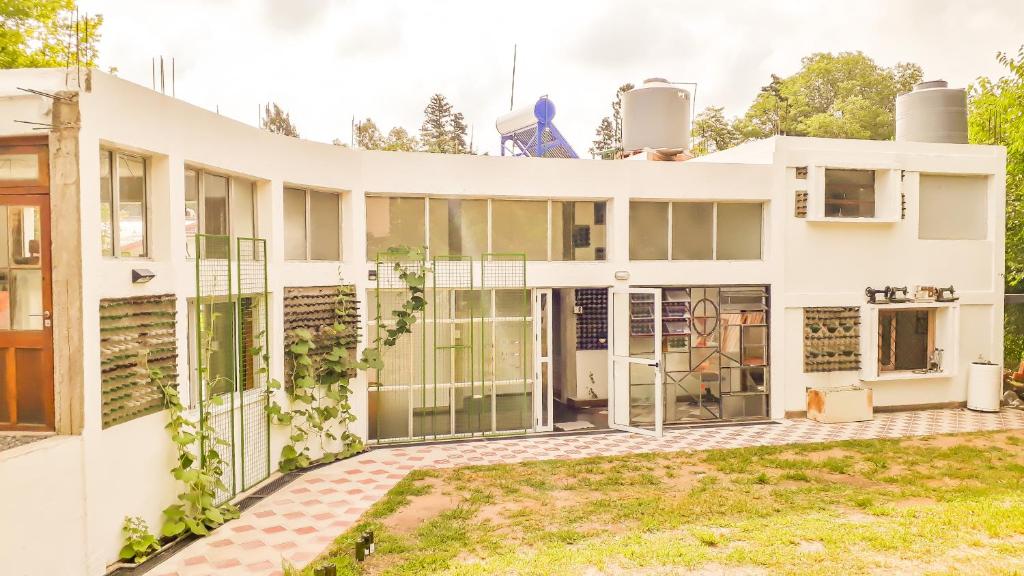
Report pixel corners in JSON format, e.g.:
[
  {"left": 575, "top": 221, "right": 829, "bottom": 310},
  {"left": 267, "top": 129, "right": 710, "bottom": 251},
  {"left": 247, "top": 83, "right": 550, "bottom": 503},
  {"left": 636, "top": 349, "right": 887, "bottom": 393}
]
[
  {"left": 185, "top": 166, "right": 257, "bottom": 257},
  {"left": 101, "top": 148, "right": 149, "bottom": 259},
  {"left": 629, "top": 200, "right": 764, "bottom": 261},
  {"left": 860, "top": 303, "right": 959, "bottom": 381},
  {"left": 284, "top": 186, "right": 343, "bottom": 261}
]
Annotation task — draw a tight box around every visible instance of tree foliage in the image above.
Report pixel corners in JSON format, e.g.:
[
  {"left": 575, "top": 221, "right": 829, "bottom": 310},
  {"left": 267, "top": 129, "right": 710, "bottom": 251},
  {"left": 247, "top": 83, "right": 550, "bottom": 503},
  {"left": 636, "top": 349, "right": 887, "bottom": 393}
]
[
  {"left": 354, "top": 118, "right": 384, "bottom": 150},
  {"left": 734, "top": 52, "right": 921, "bottom": 141},
  {"left": 262, "top": 102, "right": 299, "bottom": 137},
  {"left": 1, "top": 0, "right": 102, "bottom": 69},
  {"left": 970, "top": 45, "right": 1024, "bottom": 290},
  {"left": 691, "top": 106, "right": 739, "bottom": 156},
  {"left": 419, "top": 93, "right": 471, "bottom": 154},
  {"left": 383, "top": 126, "right": 418, "bottom": 152},
  {"left": 590, "top": 83, "right": 634, "bottom": 158}
]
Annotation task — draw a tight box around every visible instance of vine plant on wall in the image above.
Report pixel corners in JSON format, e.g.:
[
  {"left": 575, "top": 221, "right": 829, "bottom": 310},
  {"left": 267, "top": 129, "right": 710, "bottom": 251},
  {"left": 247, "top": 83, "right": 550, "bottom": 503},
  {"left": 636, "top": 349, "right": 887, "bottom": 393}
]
[{"left": 267, "top": 247, "right": 428, "bottom": 472}]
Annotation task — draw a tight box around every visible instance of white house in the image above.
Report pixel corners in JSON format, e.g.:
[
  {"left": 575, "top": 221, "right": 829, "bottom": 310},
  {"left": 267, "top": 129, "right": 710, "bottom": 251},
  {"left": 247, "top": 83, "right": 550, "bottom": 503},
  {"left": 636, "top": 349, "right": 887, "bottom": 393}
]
[{"left": 0, "top": 68, "right": 1006, "bottom": 575}]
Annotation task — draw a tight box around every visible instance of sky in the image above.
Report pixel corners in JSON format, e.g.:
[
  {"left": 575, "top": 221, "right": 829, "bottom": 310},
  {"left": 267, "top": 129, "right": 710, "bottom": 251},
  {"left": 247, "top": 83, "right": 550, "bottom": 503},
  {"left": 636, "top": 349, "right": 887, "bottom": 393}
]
[{"left": 78, "top": 0, "right": 1024, "bottom": 156}]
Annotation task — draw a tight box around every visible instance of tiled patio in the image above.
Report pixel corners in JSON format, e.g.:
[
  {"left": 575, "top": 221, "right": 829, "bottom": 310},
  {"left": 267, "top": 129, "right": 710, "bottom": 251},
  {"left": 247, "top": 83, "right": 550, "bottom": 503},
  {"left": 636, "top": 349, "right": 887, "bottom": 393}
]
[{"left": 152, "top": 408, "right": 1024, "bottom": 576}]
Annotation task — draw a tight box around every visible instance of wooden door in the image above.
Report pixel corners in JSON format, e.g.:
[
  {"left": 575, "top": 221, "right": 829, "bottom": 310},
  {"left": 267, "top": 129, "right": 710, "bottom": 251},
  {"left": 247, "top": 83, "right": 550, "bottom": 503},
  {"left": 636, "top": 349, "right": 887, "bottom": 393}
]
[{"left": 0, "top": 139, "right": 53, "bottom": 431}]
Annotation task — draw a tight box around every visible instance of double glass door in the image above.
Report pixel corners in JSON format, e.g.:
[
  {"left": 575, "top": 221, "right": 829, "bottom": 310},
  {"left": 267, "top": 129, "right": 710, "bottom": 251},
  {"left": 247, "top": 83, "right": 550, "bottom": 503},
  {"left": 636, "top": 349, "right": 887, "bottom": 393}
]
[{"left": 0, "top": 194, "right": 53, "bottom": 430}]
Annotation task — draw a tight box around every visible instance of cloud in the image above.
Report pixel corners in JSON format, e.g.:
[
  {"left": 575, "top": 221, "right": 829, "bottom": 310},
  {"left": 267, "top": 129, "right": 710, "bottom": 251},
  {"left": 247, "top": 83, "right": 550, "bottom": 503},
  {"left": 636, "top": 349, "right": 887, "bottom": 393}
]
[{"left": 262, "top": 0, "right": 333, "bottom": 32}]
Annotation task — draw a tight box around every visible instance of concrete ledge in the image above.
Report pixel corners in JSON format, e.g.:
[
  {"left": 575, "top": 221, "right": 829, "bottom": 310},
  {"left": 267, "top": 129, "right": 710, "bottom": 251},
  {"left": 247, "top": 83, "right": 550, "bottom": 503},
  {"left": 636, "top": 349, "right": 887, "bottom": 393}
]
[{"left": 787, "top": 401, "right": 968, "bottom": 420}]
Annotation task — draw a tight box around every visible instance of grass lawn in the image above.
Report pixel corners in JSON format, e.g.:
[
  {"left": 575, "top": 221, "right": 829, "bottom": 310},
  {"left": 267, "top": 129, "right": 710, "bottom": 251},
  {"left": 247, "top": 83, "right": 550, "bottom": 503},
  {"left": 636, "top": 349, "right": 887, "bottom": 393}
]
[{"left": 299, "top": 430, "right": 1024, "bottom": 575}]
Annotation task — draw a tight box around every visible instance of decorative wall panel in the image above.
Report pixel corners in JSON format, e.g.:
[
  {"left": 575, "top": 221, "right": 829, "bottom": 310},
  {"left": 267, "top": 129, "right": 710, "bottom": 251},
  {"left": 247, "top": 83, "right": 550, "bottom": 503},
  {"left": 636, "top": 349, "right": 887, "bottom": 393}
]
[
  {"left": 283, "top": 285, "right": 360, "bottom": 352},
  {"left": 99, "top": 294, "right": 177, "bottom": 428},
  {"left": 803, "top": 307, "right": 861, "bottom": 372}
]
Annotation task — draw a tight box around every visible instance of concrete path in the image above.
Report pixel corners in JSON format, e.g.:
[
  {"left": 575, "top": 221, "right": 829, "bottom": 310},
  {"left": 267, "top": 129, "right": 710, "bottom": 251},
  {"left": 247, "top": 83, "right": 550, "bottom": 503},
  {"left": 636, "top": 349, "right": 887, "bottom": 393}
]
[{"left": 152, "top": 408, "right": 1024, "bottom": 576}]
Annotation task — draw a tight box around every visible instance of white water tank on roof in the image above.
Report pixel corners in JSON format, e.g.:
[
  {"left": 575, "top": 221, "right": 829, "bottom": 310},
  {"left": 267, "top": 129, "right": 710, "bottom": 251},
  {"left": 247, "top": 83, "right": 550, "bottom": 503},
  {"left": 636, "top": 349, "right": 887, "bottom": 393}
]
[
  {"left": 895, "top": 80, "right": 968, "bottom": 144},
  {"left": 622, "top": 78, "right": 691, "bottom": 153}
]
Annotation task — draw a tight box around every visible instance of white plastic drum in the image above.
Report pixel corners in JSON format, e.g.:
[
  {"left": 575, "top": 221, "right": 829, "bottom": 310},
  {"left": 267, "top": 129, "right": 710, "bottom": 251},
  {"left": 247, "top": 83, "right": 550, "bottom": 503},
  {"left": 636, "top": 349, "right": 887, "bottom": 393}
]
[{"left": 967, "top": 359, "right": 1001, "bottom": 412}]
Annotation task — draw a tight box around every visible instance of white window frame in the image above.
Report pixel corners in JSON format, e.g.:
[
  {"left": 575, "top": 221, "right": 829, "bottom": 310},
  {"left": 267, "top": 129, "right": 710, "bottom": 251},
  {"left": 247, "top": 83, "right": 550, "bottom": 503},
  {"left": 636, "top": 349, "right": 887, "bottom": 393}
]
[
  {"left": 185, "top": 166, "right": 257, "bottom": 257},
  {"left": 285, "top": 187, "right": 343, "bottom": 261},
  {"left": 101, "top": 148, "right": 149, "bottom": 258},
  {"left": 806, "top": 166, "right": 901, "bottom": 222},
  {"left": 860, "top": 302, "right": 959, "bottom": 381}
]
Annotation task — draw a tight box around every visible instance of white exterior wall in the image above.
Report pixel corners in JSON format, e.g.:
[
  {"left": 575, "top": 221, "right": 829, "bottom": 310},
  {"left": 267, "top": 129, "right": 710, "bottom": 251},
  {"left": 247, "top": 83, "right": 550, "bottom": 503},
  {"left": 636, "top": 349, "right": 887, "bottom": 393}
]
[{"left": 0, "top": 69, "right": 1006, "bottom": 576}]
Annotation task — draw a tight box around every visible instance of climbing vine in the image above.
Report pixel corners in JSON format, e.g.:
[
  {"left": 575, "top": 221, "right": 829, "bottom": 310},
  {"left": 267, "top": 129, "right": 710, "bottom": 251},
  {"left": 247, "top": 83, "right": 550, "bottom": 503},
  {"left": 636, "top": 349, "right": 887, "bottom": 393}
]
[
  {"left": 268, "top": 247, "right": 428, "bottom": 472},
  {"left": 155, "top": 310, "right": 240, "bottom": 538}
]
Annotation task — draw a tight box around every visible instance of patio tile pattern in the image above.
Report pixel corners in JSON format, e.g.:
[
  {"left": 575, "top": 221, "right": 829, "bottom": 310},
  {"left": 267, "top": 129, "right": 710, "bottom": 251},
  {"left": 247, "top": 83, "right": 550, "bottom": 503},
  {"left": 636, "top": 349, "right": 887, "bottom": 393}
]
[{"left": 152, "top": 408, "right": 1024, "bottom": 576}]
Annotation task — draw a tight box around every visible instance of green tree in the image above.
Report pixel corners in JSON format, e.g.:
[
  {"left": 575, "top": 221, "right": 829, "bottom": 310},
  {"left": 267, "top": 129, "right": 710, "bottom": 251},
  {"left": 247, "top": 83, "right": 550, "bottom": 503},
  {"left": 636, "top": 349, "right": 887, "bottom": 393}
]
[
  {"left": 419, "top": 93, "right": 470, "bottom": 154},
  {"left": 970, "top": 45, "right": 1024, "bottom": 290},
  {"left": 383, "top": 126, "right": 418, "bottom": 152},
  {"left": 590, "top": 83, "right": 634, "bottom": 159},
  {"left": 734, "top": 52, "right": 922, "bottom": 141},
  {"left": 691, "top": 106, "right": 739, "bottom": 156},
  {"left": 1, "top": 0, "right": 102, "bottom": 69},
  {"left": 262, "top": 102, "right": 299, "bottom": 137},
  {"left": 354, "top": 118, "right": 384, "bottom": 150}
]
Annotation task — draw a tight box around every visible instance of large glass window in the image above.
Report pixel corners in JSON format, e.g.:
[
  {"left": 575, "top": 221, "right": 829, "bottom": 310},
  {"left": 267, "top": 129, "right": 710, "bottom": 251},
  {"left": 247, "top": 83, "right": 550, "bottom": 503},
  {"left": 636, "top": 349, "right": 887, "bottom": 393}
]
[
  {"left": 630, "top": 201, "right": 763, "bottom": 261},
  {"left": 284, "top": 187, "right": 342, "bottom": 261},
  {"left": 184, "top": 167, "right": 258, "bottom": 258},
  {"left": 716, "top": 203, "right": 763, "bottom": 260},
  {"left": 629, "top": 201, "right": 668, "bottom": 260},
  {"left": 824, "top": 169, "right": 875, "bottom": 218},
  {"left": 429, "top": 198, "right": 487, "bottom": 257},
  {"left": 366, "top": 196, "right": 425, "bottom": 259},
  {"left": 491, "top": 200, "right": 547, "bottom": 260},
  {"left": 99, "top": 150, "right": 147, "bottom": 258},
  {"left": 552, "top": 200, "right": 607, "bottom": 261}
]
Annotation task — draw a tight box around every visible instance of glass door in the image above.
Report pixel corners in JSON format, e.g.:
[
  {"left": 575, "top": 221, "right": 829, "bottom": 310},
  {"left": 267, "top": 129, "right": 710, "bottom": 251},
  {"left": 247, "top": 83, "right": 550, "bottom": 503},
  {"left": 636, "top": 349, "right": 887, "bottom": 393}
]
[
  {"left": 608, "top": 287, "right": 663, "bottom": 436},
  {"left": 0, "top": 194, "right": 53, "bottom": 430},
  {"left": 532, "top": 289, "right": 553, "bottom": 432}
]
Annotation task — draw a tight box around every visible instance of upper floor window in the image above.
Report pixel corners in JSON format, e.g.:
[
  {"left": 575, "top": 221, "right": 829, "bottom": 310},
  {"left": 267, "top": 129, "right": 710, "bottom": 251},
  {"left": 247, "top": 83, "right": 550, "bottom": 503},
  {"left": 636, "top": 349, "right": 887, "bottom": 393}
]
[
  {"left": 824, "top": 169, "right": 875, "bottom": 218},
  {"left": 284, "top": 187, "right": 343, "bottom": 260},
  {"left": 630, "top": 201, "right": 763, "bottom": 261},
  {"left": 185, "top": 167, "right": 256, "bottom": 258},
  {"left": 366, "top": 196, "right": 608, "bottom": 262},
  {"left": 100, "top": 149, "right": 147, "bottom": 258}
]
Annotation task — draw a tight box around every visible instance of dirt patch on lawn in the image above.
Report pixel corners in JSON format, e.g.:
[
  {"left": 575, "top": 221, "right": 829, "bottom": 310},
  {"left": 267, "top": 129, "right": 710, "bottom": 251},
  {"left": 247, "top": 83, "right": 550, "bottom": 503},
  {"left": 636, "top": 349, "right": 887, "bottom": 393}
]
[{"left": 381, "top": 478, "right": 462, "bottom": 534}]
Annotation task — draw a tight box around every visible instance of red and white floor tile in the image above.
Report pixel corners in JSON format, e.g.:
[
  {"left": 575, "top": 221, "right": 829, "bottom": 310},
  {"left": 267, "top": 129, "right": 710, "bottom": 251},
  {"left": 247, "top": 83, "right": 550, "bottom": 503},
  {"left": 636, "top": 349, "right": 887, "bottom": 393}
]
[{"left": 152, "top": 408, "right": 1024, "bottom": 576}]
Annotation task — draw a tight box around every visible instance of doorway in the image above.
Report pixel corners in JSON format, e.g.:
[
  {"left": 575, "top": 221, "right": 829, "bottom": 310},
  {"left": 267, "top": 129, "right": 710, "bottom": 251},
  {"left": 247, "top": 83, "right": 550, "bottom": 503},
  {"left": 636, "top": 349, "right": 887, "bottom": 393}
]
[{"left": 0, "top": 140, "right": 54, "bottom": 432}]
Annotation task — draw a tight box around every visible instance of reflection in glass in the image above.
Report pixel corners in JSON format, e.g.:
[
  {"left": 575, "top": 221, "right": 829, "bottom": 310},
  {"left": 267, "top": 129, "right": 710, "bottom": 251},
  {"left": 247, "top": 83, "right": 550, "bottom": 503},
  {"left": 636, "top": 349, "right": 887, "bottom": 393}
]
[
  {"left": 283, "top": 187, "right": 307, "bottom": 260},
  {"left": 117, "top": 155, "right": 146, "bottom": 257},
  {"left": 203, "top": 174, "right": 229, "bottom": 236},
  {"left": 491, "top": 200, "right": 547, "bottom": 260},
  {"left": 365, "top": 196, "right": 425, "bottom": 259},
  {"left": 231, "top": 178, "right": 255, "bottom": 239},
  {"left": 100, "top": 151, "right": 113, "bottom": 256},
  {"left": 309, "top": 190, "right": 341, "bottom": 260},
  {"left": 429, "top": 198, "right": 487, "bottom": 257}
]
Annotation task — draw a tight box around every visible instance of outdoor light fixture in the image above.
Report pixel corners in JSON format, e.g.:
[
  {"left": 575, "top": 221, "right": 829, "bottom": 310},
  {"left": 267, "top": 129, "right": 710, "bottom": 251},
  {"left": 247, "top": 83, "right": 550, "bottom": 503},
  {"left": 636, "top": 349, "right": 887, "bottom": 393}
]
[
  {"left": 131, "top": 268, "right": 156, "bottom": 284},
  {"left": 614, "top": 271, "right": 630, "bottom": 281},
  {"left": 368, "top": 269, "right": 378, "bottom": 281}
]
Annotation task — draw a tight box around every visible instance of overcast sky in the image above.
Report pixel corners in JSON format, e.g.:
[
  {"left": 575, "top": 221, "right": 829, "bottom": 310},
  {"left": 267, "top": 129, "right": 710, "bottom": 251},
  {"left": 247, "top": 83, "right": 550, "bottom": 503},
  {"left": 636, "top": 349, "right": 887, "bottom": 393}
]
[{"left": 78, "top": 0, "right": 1024, "bottom": 156}]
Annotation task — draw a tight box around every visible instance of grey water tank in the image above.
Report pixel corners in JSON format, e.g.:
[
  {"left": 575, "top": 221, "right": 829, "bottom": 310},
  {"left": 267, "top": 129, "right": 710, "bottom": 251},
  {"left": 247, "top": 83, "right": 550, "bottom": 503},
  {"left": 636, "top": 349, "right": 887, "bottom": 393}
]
[
  {"left": 622, "top": 78, "right": 691, "bottom": 153},
  {"left": 895, "top": 80, "right": 968, "bottom": 144}
]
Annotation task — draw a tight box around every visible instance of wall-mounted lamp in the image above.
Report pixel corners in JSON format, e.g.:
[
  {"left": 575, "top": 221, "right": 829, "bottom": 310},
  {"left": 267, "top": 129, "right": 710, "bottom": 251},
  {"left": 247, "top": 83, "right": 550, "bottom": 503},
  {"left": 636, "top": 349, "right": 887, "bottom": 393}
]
[
  {"left": 132, "top": 268, "right": 156, "bottom": 284},
  {"left": 614, "top": 271, "right": 630, "bottom": 281},
  {"left": 368, "top": 269, "right": 378, "bottom": 281}
]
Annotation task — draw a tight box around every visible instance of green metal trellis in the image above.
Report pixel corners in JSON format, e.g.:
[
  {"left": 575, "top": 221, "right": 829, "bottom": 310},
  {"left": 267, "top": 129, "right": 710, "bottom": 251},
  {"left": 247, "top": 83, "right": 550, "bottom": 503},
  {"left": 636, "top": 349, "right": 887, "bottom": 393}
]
[{"left": 237, "top": 237, "right": 270, "bottom": 491}]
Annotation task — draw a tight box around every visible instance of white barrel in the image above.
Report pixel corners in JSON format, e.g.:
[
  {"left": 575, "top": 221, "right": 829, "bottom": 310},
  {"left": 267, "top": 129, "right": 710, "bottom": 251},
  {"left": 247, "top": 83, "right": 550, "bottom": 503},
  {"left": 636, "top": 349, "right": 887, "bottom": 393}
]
[
  {"left": 895, "top": 80, "right": 968, "bottom": 144},
  {"left": 621, "top": 78, "right": 691, "bottom": 153},
  {"left": 967, "top": 360, "right": 1001, "bottom": 412}
]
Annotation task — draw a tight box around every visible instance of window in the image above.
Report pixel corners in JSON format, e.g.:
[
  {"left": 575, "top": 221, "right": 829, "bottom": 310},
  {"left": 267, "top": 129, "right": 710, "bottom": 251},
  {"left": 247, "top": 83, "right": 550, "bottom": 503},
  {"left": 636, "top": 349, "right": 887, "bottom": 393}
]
[
  {"left": 366, "top": 196, "right": 609, "bottom": 261},
  {"left": 630, "top": 201, "right": 763, "bottom": 261},
  {"left": 284, "top": 187, "right": 342, "bottom": 260},
  {"left": 184, "top": 167, "right": 257, "bottom": 258},
  {"left": 366, "top": 196, "right": 425, "bottom": 259},
  {"left": 824, "top": 169, "right": 875, "bottom": 218},
  {"left": 918, "top": 175, "right": 987, "bottom": 240},
  {"left": 492, "top": 200, "right": 547, "bottom": 260},
  {"left": 630, "top": 201, "right": 668, "bottom": 260},
  {"left": 429, "top": 198, "right": 487, "bottom": 257},
  {"left": 99, "top": 149, "right": 147, "bottom": 258},
  {"left": 551, "top": 201, "right": 607, "bottom": 261},
  {"left": 671, "top": 202, "right": 712, "bottom": 260},
  {"left": 716, "top": 203, "right": 763, "bottom": 260},
  {"left": 878, "top": 309, "right": 935, "bottom": 372}
]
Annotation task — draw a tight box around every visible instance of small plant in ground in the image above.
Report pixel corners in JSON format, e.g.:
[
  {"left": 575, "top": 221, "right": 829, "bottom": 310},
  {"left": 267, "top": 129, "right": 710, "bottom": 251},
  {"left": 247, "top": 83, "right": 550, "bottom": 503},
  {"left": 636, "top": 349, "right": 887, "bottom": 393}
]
[
  {"left": 118, "top": 516, "right": 160, "bottom": 564},
  {"left": 692, "top": 527, "right": 725, "bottom": 547}
]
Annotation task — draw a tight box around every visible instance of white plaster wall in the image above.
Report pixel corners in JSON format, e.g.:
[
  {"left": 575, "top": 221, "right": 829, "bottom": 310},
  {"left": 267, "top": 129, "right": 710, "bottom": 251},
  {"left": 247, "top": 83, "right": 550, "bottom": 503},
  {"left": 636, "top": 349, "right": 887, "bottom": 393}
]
[{"left": 0, "top": 438, "right": 88, "bottom": 576}]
